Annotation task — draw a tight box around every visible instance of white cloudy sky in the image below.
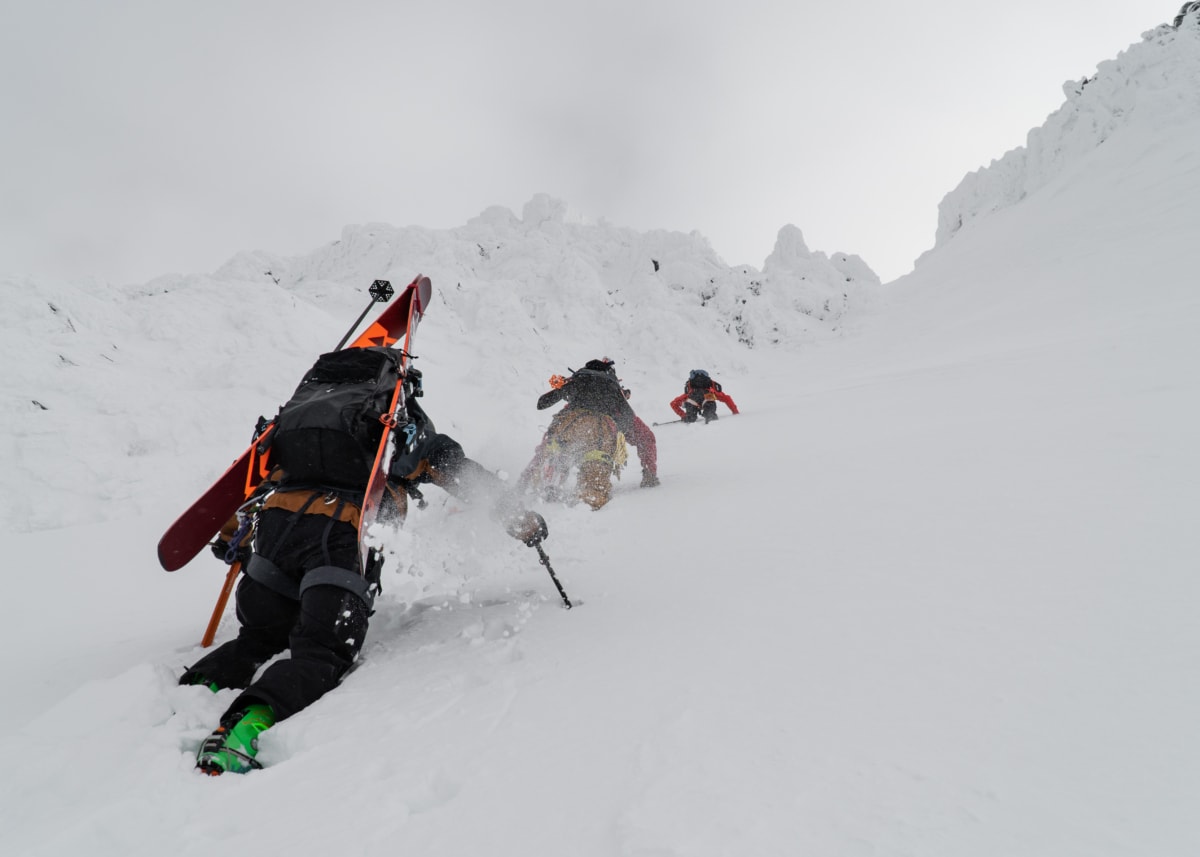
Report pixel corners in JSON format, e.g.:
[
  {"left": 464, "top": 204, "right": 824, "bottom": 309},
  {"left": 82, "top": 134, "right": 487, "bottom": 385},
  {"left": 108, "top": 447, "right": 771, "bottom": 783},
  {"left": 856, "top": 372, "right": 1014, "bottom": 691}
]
[{"left": 0, "top": 0, "right": 1163, "bottom": 284}]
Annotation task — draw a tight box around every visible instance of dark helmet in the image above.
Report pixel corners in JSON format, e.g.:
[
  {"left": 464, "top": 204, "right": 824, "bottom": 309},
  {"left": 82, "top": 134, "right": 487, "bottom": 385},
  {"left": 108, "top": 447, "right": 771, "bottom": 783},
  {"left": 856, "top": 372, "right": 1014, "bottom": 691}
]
[
  {"left": 584, "top": 357, "right": 616, "bottom": 374},
  {"left": 689, "top": 369, "right": 710, "bottom": 381}
]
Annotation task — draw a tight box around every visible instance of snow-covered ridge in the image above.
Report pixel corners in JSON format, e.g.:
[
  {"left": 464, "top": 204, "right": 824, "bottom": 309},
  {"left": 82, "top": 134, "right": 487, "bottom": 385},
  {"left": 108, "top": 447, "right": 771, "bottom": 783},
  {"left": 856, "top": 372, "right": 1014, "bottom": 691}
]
[
  {"left": 933, "top": 7, "right": 1200, "bottom": 249},
  {"left": 3, "top": 197, "right": 876, "bottom": 534},
  {"left": 217, "top": 193, "right": 880, "bottom": 354}
]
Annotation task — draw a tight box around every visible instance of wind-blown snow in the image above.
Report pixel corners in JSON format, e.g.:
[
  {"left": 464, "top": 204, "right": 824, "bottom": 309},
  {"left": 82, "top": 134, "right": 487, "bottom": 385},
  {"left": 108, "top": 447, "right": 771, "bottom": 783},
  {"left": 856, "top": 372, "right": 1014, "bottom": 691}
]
[{"left": 1, "top": 11, "right": 1197, "bottom": 857}]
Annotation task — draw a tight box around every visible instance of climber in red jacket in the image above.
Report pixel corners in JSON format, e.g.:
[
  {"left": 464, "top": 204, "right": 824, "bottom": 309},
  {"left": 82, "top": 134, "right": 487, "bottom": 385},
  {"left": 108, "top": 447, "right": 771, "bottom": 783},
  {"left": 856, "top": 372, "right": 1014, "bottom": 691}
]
[{"left": 669, "top": 369, "right": 739, "bottom": 424}]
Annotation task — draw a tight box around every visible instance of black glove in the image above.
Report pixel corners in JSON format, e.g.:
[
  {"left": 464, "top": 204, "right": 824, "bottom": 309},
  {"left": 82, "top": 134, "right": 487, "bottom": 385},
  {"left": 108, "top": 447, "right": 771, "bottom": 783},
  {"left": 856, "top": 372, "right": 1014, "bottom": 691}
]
[
  {"left": 210, "top": 538, "right": 251, "bottom": 565},
  {"left": 505, "top": 510, "right": 548, "bottom": 546}
]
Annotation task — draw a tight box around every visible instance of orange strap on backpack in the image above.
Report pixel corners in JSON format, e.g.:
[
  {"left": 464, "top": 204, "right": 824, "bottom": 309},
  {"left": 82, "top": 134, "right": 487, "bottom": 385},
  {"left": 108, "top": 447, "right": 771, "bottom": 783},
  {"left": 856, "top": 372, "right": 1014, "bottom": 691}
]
[{"left": 549, "top": 374, "right": 567, "bottom": 389}]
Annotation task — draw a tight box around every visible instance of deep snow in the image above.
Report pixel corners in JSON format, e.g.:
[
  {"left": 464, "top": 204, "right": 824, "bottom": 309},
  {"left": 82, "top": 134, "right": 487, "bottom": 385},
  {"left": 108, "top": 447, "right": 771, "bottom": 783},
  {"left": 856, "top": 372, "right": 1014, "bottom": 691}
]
[{"left": 1, "top": 11, "right": 1197, "bottom": 857}]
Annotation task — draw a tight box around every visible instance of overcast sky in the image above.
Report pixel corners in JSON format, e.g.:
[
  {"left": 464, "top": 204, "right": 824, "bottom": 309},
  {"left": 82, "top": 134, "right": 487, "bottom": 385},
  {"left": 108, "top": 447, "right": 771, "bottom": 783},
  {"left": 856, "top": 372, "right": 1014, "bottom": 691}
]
[{"left": 0, "top": 0, "right": 1163, "bottom": 285}]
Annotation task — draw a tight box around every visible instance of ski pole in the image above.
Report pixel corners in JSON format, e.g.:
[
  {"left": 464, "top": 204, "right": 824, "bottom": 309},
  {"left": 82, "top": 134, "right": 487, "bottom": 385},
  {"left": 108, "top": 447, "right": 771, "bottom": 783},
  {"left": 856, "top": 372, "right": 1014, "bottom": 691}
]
[
  {"left": 652, "top": 419, "right": 684, "bottom": 426},
  {"left": 334, "top": 279, "right": 394, "bottom": 350},
  {"left": 202, "top": 559, "right": 242, "bottom": 647},
  {"left": 533, "top": 543, "right": 572, "bottom": 609},
  {"left": 201, "top": 506, "right": 255, "bottom": 646}
]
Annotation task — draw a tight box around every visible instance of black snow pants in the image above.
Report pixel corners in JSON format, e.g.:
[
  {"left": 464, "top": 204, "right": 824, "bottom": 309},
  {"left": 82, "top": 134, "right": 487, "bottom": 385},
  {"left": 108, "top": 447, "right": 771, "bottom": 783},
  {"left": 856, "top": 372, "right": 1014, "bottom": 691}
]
[
  {"left": 682, "top": 399, "right": 717, "bottom": 423},
  {"left": 181, "top": 505, "right": 373, "bottom": 721}
]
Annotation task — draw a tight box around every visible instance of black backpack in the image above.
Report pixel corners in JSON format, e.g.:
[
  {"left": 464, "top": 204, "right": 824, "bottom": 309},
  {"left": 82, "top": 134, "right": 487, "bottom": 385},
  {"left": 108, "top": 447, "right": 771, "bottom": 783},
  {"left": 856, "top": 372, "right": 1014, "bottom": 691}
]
[
  {"left": 267, "top": 346, "right": 404, "bottom": 491},
  {"left": 686, "top": 370, "right": 720, "bottom": 395}
]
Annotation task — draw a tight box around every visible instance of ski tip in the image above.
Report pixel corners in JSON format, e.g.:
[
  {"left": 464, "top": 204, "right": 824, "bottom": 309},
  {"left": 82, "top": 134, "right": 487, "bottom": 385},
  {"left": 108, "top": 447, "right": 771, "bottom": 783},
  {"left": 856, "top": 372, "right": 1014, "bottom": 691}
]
[
  {"left": 416, "top": 275, "right": 432, "bottom": 311},
  {"left": 158, "top": 542, "right": 185, "bottom": 572}
]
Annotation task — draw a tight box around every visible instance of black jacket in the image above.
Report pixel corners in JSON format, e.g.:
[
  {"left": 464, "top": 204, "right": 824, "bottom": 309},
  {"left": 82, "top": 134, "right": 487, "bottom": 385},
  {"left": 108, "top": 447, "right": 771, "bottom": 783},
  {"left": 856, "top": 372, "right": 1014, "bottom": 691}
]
[{"left": 537, "top": 369, "right": 637, "bottom": 436}]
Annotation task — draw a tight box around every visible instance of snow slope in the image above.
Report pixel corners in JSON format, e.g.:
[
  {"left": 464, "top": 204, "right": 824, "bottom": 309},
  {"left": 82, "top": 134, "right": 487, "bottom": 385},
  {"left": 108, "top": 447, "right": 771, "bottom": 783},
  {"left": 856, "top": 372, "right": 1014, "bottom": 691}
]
[{"left": 1, "top": 11, "right": 1197, "bottom": 857}]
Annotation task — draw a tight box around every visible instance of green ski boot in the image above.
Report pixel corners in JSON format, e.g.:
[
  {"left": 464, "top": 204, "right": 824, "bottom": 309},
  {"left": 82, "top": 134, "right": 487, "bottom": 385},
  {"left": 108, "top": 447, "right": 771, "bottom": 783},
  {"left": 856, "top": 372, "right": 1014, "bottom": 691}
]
[
  {"left": 179, "top": 671, "right": 220, "bottom": 693},
  {"left": 196, "top": 703, "right": 276, "bottom": 775}
]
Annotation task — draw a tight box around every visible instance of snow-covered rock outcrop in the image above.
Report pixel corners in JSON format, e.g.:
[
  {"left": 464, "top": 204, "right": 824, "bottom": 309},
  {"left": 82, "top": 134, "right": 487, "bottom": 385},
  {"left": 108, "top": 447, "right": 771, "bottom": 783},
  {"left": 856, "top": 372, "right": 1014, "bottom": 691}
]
[{"left": 933, "top": 7, "right": 1200, "bottom": 249}]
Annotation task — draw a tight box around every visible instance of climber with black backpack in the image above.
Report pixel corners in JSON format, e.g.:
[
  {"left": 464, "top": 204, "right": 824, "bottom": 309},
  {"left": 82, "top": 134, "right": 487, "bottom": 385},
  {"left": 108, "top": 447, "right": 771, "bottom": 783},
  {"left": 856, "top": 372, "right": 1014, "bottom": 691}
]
[
  {"left": 181, "top": 347, "right": 546, "bottom": 775},
  {"left": 670, "top": 369, "right": 740, "bottom": 424}
]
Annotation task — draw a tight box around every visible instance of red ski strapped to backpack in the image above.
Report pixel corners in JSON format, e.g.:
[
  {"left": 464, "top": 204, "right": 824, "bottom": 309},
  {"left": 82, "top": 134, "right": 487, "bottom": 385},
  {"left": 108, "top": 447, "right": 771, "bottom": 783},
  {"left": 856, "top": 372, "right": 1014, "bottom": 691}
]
[{"left": 157, "top": 275, "right": 432, "bottom": 572}]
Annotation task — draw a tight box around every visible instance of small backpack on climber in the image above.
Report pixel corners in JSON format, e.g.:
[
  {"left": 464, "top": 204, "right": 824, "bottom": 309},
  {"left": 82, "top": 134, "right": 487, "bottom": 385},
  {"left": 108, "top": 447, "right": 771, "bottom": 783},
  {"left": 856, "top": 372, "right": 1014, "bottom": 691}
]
[{"left": 686, "top": 369, "right": 721, "bottom": 394}]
